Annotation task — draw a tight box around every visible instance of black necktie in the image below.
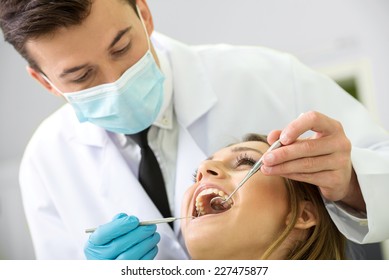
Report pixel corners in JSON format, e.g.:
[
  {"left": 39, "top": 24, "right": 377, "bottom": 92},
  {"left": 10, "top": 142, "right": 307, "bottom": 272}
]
[{"left": 128, "top": 127, "right": 172, "bottom": 219}]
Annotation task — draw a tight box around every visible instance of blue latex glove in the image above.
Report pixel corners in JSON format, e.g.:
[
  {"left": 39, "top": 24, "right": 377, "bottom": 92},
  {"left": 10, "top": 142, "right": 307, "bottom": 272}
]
[{"left": 84, "top": 213, "right": 160, "bottom": 260}]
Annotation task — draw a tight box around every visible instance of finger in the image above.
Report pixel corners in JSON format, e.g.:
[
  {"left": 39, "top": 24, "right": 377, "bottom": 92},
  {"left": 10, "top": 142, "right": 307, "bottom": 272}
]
[
  {"left": 267, "top": 130, "right": 282, "bottom": 145},
  {"left": 112, "top": 213, "right": 128, "bottom": 220},
  {"left": 116, "top": 232, "right": 161, "bottom": 260},
  {"left": 139, "top": 246, "right": 159, "bottom": 260},
  {"left": 262, "top": 137, "right": 344, "bottom": 167},
  {"left": 86, "top": 224, "right": 157, "bottom": 260},
  {"left": 262, "top": 153, "right": 336, "bottom": 175},
  {"left": 280, "top": 111, "right": 342, "bottom": 145},
  {"left": 89, "top": 214, "right": 139, "bottom": 245},
  {"left": 111, "top": 224, "right": 157, "bottom": 253}
]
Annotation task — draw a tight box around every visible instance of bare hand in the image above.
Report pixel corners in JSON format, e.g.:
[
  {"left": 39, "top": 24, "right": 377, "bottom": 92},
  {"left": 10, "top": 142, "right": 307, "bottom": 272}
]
[{"left": 263, "top": 111, "right": 365, "bottom": 211}]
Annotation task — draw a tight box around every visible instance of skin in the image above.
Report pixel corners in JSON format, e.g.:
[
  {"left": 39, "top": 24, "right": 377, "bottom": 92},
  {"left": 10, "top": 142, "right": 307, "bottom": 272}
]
[
  {"left": 264, "top": 111, "right": 365, "bottom": 212},
  {"left": 25, "top": 0, "right": 158, "bottom": 94},
  {"left": 24, "top": 0, "right": 365, "bottom": 213},
  {"left": 181, "top": 141, "right": 317, "bottom": 260}
]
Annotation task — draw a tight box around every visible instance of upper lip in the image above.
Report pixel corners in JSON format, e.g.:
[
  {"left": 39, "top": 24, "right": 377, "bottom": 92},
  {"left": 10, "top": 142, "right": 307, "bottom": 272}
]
[{"left": 192, "top": 182, "right": 230, "bottom": 203}]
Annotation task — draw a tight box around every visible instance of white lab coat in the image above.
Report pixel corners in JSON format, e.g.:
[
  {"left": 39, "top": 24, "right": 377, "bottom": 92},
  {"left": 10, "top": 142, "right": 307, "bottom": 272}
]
[{"left": 19, "top": 33, "right": 389, "bottom": 259}]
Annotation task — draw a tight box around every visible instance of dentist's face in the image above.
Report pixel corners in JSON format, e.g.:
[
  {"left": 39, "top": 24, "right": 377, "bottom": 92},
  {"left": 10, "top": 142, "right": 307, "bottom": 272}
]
[
  {"left": 25, "top": 0, "right": 158, "bottom": 95},
  {"left": 181, "top": 141, "right": 290, "bottom": 259}
]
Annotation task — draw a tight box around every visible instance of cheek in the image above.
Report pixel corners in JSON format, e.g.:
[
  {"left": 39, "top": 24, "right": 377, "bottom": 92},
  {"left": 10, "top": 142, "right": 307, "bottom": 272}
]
[{"left": 237, "top": 178, "right": 290, "bottom": 239}]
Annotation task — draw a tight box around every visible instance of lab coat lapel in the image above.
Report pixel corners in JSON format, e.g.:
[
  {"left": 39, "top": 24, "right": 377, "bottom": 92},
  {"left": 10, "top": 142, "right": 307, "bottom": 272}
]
[
  {"left": 100, "top": 141, "right": 186, "bottom": 259},
  {"left": 99, "top": 143, "right": 162, "bottom": 219},
  {"left": 153, "top": 32, "right": 217, "bottom": 128},
  {"left": 155, "top": 32, "right": 218, "bottom": 232},
  {"left": 173, "top": 124, "right": 207, "bottom": 234}
]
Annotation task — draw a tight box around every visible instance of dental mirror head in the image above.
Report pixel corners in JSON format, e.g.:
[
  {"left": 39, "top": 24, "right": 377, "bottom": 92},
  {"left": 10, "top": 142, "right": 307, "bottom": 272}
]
[{"left": 210, "top": 196, "right": 232, "bottom": 211}]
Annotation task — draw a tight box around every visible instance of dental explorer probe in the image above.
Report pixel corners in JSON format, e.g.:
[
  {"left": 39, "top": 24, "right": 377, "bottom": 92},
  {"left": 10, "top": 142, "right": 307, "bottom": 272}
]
[
  {"left": 85, "top": 216, "right": 193, "bottom": 234},
  {"left": 210, "top": 139, "right": 283, "bottom": 210}
]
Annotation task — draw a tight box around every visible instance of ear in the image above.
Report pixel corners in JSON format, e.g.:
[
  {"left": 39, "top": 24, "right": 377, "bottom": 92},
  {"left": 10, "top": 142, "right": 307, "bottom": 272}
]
[
  {"left": 26, "top": 66, "right": 62, "bottom": 97},
  {"left": 287, "top": 201, "right": 318, "bottom": 230},
  {"left": 136, "top": 0, "right": 154, "bottom": 35}
]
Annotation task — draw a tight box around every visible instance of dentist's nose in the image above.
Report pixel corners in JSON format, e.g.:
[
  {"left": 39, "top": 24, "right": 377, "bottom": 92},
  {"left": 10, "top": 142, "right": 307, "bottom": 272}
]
[{"left": 102, "top": 65, "right": 126, "bottom": 84}]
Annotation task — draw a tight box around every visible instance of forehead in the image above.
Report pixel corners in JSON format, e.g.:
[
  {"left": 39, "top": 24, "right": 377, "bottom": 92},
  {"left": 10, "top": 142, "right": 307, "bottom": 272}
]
[{"left": 25, "top": 0, "right": 136, "bottom": 71}]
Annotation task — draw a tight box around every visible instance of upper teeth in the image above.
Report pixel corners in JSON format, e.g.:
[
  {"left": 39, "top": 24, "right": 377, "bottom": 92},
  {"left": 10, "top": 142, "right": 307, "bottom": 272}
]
[{"left": 195, "top": 188, "right": 232, "bottom": 216}]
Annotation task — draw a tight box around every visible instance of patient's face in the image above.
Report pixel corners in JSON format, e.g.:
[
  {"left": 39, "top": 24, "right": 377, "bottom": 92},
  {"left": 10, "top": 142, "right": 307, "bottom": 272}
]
[{"left": 181, "top": 141, "right": 289, "bottom": 259}]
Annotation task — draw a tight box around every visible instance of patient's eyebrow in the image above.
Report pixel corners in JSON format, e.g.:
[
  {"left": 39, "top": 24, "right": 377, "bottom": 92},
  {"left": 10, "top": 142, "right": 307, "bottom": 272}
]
[
  {"left": 205, "top": 145, "right": 264, "bottom": 161},
  {"left": 230, "top": 146, "right": 264, "bottom": 155}
]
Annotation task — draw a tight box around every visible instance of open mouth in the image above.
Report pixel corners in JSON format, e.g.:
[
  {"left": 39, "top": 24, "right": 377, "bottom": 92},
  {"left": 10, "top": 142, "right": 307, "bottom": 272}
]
[{"left": 193, "top": 188, "right": 233, "bottom": 217}]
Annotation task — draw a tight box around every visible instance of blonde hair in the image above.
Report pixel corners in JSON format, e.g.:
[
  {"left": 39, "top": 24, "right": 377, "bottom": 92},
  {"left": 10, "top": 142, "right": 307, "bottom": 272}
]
[{"left": 243, "top": 133, "right": 346, "bottom": 259}]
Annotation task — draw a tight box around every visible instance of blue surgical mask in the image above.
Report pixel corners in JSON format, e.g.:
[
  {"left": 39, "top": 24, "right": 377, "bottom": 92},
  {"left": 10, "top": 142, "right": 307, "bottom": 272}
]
[{"left": 42, "top": 8, "right": 164, "bottom": 135}]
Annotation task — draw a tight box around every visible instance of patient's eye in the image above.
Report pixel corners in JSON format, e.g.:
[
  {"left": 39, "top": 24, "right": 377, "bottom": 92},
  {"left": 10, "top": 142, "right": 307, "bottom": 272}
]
[
  {"left": 234, "top": 153, "right": 256, "bottom": 168},
  {"left": 192, "top": 169, "right": 198, "bottom": 182}
]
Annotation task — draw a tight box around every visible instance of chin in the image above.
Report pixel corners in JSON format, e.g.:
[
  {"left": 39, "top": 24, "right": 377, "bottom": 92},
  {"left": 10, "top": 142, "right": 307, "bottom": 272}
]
[
  {"left": 185, "top": 236, "right": 230, "bottom": 260},
  {"left": 185, "top": 238, "right": 260, "bottom": 260}
]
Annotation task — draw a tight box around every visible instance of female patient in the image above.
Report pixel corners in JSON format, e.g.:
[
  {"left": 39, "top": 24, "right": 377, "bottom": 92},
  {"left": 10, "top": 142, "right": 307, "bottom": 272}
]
[{"left": 180, "top": 133, "right": 346, "bottom": 259}]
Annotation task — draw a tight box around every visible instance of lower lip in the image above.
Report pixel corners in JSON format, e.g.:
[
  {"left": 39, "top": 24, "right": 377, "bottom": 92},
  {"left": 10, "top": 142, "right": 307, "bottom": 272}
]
[{"left": 190, "top": 209, "right": 230, "bottom": 223}]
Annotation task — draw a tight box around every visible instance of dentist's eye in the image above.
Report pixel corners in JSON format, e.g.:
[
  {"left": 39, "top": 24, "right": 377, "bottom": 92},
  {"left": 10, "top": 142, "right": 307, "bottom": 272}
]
[
  {"left": 73, "top": 69, "right": 93, "bottom": 84},
  {"left": 234, "top": 153, "right": 256, "bottom": 168},
  {"left": 112, "top": 41, "right": 132, "bottom": 57}
]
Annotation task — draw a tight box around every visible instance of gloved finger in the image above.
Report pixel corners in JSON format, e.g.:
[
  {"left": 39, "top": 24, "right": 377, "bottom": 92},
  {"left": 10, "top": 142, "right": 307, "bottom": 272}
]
[
  {"left": 85, "top": 225, "right": 157, "bottom": 260},
  {"left": 115, "top": 232, "right": 161, "bottom": 260},
  {"left": 112, "top": 213, "right": 128, "bottom": 220},
  {"left": 140, "top": 246, "right": 159, "bottom": 260},
  {"left": 89, "top": 214, "right": 139, "bottom": 245}
]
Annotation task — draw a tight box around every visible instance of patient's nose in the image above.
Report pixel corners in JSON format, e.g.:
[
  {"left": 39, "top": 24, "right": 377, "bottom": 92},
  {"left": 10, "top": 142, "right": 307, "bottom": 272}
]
[{"left": 196, "top": 160, "right": 225, "bottom": 181}]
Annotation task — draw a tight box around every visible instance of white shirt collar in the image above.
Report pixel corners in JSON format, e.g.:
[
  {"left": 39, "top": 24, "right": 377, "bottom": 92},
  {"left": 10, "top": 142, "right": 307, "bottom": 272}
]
[{"left": 153, "top": 43, "right": 174, "bottom": 130}]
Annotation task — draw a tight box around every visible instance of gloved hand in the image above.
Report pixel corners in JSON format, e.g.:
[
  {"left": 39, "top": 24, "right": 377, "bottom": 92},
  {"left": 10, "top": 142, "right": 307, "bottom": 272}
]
[{"left": 84, "top": 213, "right": 160, "bottom": 260}]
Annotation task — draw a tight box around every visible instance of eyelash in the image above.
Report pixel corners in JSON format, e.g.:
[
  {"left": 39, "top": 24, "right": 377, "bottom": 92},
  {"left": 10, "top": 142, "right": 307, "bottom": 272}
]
[
  {"left": 191, "top": 153, "right": 256, "bottom": 183},
  {"left": 112, "top": 41, "right": 132, "bottom": 56},
  {"left": 234, "top": 153, "right": 256, "bottom": 168},
  {"left": 73, "top": 69, "right": 93, "bottom": 84},
  {"left": 192, "top": 170, "right": 198, "bottom": 183}
]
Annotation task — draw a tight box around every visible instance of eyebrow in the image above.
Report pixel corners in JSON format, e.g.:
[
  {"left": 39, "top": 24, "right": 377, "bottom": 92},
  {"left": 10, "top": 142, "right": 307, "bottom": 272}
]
[
  {"left": 108, "top": 26, "right": 132, "bottom": 50},
  {"left": 59, "top": 26, "right": 132, "bottom": 78},
  {"left": 230, "top": 146, "right": 264, "bottom": 155},
  {"left": 59, "top": 63, "right": 89, "bottom": 78},
  {"left": 205, "top": 146, "right": 264, "bottom": 161}
]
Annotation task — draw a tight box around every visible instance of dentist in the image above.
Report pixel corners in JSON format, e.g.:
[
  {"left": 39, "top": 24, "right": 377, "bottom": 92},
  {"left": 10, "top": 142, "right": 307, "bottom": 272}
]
[{"left": 0, "top": 0, "right": 388, "bottom": 260}]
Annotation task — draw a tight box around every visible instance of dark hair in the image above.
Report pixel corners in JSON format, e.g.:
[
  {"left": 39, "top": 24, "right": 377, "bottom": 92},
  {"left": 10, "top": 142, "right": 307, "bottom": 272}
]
[
  {"left": 242, "top": 133, "right": 346, "bottom": 259},
  {"left": 0, "top": 0, "right": 137, "bottom": 70}
]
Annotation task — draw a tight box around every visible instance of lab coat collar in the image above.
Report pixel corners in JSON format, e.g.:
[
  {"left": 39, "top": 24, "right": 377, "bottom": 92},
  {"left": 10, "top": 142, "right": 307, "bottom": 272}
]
[
  {"left": 152, "top": 32, "right": 218, "bottom": 128},
  {"left": 153, "top": 44, "right": 174, "bottom": 130},
  {"left": 173, "top": 124, "right": 207, "bottom": 234},
  {"left": 63, "top": 104, "right": 109, "bottom": 147}
]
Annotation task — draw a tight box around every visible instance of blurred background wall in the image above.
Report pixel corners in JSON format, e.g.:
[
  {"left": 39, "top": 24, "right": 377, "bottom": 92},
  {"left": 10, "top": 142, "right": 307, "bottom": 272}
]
[{"left": 0, "top": 0, "right": 388, "bottom": 259}]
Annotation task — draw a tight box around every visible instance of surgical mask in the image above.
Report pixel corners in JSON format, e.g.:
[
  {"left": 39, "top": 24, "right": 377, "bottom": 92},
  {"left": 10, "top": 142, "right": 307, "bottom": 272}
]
[{"left": 42, "top": 8, "right": 164, "bottom": 135}]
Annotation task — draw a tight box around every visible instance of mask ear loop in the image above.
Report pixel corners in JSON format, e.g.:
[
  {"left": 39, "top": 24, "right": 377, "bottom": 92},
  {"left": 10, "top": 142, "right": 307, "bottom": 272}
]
[
  {"left": 136, "top": 5, "right": 151, "bottom": 52},
  {"left": 40, "top": 74, "right": 69, "bottom": 99}
]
